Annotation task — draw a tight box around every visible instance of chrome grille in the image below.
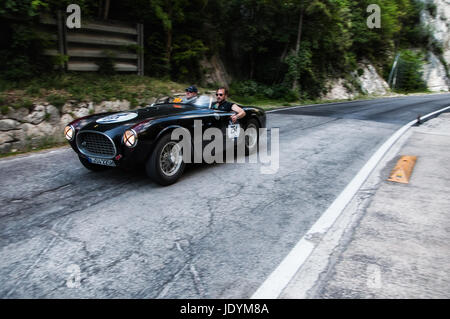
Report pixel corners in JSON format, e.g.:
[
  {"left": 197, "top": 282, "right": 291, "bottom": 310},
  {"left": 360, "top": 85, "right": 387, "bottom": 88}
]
[{"left": 77, "top": 131, "right": 116, "bottom": 158}]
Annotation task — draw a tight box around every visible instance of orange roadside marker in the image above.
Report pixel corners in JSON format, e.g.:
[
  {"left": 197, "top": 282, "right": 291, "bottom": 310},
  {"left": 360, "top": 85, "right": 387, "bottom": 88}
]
[{"left": 387, "top": 155, "right": 417, "bottom": 184}]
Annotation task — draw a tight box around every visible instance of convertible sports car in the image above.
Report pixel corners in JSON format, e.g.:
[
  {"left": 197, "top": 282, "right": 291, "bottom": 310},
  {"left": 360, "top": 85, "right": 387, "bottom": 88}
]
[{"left": 64, "top": 94, "right": 266, "bottom": 185}]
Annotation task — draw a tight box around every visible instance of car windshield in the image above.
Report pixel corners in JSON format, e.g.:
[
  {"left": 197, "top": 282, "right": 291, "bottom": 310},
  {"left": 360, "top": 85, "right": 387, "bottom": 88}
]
[{"left": 154, "top": 94, "right": 214, "bottom": 108}]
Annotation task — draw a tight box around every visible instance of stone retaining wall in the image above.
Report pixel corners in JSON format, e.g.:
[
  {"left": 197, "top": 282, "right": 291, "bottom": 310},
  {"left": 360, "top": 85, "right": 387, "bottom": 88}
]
[{"left": 0, "top": 100, "right": 134, "bottom": 154}]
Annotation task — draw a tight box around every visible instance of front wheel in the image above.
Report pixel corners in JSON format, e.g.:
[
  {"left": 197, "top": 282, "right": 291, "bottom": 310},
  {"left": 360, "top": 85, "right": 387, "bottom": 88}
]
[{"left": 146, "top": 133, "right": 186, "bottom": 186}]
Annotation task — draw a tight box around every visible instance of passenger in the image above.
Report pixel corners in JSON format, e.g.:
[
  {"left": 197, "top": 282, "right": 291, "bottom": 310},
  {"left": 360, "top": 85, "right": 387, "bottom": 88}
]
[
  {"left": 185, "top": 85, "right": 199, "bottom": 103},
  {"left": 212, "top": 87, "right": 246, "bottom": 123}
]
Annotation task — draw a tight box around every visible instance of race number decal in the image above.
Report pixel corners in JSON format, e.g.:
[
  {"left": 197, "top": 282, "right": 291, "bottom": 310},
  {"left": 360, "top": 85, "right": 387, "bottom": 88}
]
[
  {"left": 227, "top": 124, "right": 240, "bottom": 139},
  {"left": 96, "top": 112, "right": 138, "bottom": 124}
]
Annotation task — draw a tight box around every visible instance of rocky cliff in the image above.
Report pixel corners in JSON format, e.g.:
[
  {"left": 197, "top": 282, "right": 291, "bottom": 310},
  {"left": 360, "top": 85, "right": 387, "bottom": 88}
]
[
  {"left": 421, "top": 0, "right": 450, "bottom": 92},
  {"left": 322, "top": 63, "right": 390, "bottom": 100},
  {"left": 323, "top": 0, "right": 450, "bottom": 99}
]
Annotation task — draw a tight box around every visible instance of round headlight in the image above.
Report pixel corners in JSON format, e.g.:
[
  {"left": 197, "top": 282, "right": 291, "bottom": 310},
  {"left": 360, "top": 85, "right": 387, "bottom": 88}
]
[
  {"left": 64, "top": 125, "right": 75, "bottom": 141},
  {"left": 123, "top": 129, "right": 138, "bottom": 148}
]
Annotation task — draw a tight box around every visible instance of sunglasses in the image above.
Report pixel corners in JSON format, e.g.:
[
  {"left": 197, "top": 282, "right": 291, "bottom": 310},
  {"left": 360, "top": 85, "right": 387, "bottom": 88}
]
[{"left": 216, "top": 93, "right": 224, "bottom": 96}]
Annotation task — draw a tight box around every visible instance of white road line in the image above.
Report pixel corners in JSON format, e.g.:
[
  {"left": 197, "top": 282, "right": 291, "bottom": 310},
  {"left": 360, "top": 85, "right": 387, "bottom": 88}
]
[{"left": 251, "top": 105, "right": 450, "bottom": 299}]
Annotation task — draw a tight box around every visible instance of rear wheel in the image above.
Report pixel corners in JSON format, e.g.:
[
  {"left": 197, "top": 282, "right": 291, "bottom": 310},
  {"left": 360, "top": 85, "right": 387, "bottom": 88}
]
[
  {"left": 146, "top": 133, "right": 186, "bottom": 186},
  {"left": 78, "top": 156, "right": 110, "bottom": 172},
  {"left": 245, "top": 119, "right": 260, "bottom": 155}
]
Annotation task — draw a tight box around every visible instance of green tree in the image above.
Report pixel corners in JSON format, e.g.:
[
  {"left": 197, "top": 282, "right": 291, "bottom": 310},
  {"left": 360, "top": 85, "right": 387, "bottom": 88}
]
[{"left": 393, "top": 50, "right": 427, "bottom": 92}]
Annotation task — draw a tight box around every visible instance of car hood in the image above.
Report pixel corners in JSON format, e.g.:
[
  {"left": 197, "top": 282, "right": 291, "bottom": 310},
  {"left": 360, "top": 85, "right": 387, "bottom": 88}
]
[{"left": 75, "top": 104, "right": 196, "bottom": 135}]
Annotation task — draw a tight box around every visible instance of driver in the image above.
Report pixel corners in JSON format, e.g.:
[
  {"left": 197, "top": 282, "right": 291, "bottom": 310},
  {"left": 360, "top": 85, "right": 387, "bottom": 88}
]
[
  {"left": 185, "top": 85, "right": 199, "bottom": 103},
  {"left": 212, "top": 87, "right": 246, "bottom": 123}
]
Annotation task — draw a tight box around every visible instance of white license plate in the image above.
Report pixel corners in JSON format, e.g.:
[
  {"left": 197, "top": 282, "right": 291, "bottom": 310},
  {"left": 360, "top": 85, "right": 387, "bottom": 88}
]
[{"left": 88, "top": 157, "right": 116, "bottom": 167}]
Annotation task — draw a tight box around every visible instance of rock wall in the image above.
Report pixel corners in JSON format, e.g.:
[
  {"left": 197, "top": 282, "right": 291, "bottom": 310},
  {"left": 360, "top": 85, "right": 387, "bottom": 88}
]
[
  {"left": 0, "top": 100, "right": 133, "bottom": 154},
  {"left": 322, "top": 63, "right": 389, "bottom": 100},
  {"left": 322, "top": 79, "right": 357, "bottom": 100},
  {"left": 357, "top": 63, "right": 390, "bottom": 95},
  {"left": 421, "top": 0, "right": 450, "bottom": 91},
  {"left": 200, "top": 54, "right": 231, "bottom": 86},
  {"left": 422, "top": 51, "right": 449, "bottom": 91}
]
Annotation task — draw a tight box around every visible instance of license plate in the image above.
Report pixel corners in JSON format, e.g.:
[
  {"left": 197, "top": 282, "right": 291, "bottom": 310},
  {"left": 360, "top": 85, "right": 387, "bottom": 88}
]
[{"left": 88, "top": 157, "right": 116, "bottom": 167}]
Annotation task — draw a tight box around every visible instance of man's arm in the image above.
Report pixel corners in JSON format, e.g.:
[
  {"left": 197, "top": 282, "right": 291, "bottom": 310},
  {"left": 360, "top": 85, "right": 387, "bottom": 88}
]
[{"left": 230, "top": 104, "right": 246, "bottom": 123}]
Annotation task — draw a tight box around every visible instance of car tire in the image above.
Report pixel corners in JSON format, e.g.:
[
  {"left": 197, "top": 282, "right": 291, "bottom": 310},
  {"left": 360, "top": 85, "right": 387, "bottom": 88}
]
[
  {"left": 245, "top": 119, "right": 260, "bottom": 155},
  {"left": 78, "top": 156, "right": 110, "bottom": 172},
  {"left": 146, "top": 133, "right": 186, "bottom": 186}
]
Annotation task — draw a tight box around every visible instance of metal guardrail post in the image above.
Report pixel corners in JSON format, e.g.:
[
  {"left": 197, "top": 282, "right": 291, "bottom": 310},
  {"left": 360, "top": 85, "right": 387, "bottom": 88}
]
[
  {"left": 137, "top": 23, "right": 144, "bottom": 76},
  {"left": 388, "top": 53, "right": 400, "bottom": 89}
]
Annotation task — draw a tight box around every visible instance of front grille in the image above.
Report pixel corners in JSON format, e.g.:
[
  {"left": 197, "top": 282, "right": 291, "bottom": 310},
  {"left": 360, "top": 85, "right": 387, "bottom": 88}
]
[{"left": 77, "top": 131, "right": 116, "bottom": 158}]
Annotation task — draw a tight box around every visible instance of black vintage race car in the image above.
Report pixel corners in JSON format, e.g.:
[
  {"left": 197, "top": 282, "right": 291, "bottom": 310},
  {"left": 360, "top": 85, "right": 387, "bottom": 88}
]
[{"left": 64, "top": 94, "right": 266, "bottom": 185}]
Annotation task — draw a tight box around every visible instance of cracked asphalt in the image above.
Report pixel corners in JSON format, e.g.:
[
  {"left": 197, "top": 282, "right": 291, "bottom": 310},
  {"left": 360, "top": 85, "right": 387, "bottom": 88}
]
[{"left": 1, "top": 93, "right": 449, "bottom": 298}]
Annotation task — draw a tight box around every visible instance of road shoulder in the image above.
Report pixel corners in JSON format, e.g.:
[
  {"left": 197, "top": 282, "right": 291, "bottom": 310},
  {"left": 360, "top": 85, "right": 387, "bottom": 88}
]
[{"left": 281, "top": 112, "right": 450, "bottom": 299}]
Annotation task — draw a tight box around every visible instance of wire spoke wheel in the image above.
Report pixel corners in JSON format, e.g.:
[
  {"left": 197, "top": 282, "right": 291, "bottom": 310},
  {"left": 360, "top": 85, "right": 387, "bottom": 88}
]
[
  {"left": 146, "top": 133, "right": 187, "bottom": 186},
  {"left": 159, "top": 141, "right": 183, "bottom": 176},
  {"left": 246, "top": 124, "right": 258, "bottom": 150},
  {"left": 244, "top": 119, "right": 260, "bottom": 155}
]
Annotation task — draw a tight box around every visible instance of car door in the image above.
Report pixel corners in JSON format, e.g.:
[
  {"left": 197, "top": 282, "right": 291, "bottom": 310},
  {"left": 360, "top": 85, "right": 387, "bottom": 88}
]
[{"left": 210, "top": 109, "right": 239, "bottom": 152}]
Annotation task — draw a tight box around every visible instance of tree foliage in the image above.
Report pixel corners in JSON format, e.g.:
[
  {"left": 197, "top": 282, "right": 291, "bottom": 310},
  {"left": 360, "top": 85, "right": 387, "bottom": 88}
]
[
  {"left": 392, "top": 50, "right": 427, "bottom": 92},
  {"left": 0, "top": 0, "right": 435, "bottom": 96}
]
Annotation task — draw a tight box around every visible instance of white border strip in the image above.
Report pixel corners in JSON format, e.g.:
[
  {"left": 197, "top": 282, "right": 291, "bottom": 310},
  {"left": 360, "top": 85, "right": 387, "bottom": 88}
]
[{"left": 251, "top": 105, "right": 450, "bottom": 299}]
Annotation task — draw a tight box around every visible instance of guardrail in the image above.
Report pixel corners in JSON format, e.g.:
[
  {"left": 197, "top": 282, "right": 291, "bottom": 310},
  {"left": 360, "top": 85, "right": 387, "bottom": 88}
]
[{"left": 39, "top": 12, "right": 144, "bottom": 75}]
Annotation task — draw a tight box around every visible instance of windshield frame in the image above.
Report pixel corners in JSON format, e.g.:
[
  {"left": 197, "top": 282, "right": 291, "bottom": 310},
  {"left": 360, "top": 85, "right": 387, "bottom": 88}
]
[{"left": 153, "top": 94, "right": 214, "bottom": 109}]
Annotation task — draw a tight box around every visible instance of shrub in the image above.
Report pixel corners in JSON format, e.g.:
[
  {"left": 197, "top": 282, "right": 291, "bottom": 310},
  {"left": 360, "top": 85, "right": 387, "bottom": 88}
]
[
  {"left": 230, "top": 80, "right": 259, "bottom": 96},
  {"left": 230, "top": 81, "right": 300, "bottom": 103},
  {"left": 271, "top": 85, "right": 296, "bottom": 100},
  {"left": 1, "top": 105, "right": 9, "bottom": 115},
  {"left": 22, "top": 98, "right": 33, "bottom": 110},
  {"left": 425, "top": 2, "right": 437, "bottom": 17},
  {"left": 70, "top": 93, "right": 84, "bottom": 102},
  {"left": 284, "top": 89, "right": 300, "bottom": 102},
  {"left": 12, "top": 98, "right": 33, "bottom": 111},
  {"left": 393, "top": 50, "right": 427, "bottom": 93},
  {"left": 357, "top": 68, "right": 364, "bottom": 77},
  {"left": 129, "top": 97, "right": 139, "bottom": 108},
  {"left": 25, "top": 85, "right": 41, "bottom": 96},
  {"left": 96, "top": 50, "right": 116, "bottom": 75},
  {"left": 47, "top": 94, "right": 66, "bottom": 109},
  {"left": 92, "top": 94, "right": 103, "bottom": 104}
]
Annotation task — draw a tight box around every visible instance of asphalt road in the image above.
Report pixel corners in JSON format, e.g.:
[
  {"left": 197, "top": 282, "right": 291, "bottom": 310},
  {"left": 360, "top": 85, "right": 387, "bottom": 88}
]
[{"left": 1, "top": 93, "right": 449, "bottom": 298}]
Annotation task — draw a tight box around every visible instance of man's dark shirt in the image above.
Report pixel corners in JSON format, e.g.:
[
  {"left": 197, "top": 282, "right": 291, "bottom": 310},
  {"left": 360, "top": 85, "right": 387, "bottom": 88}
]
[{"left": 213, "top": 101, "right": 233, "bottom": 111}]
